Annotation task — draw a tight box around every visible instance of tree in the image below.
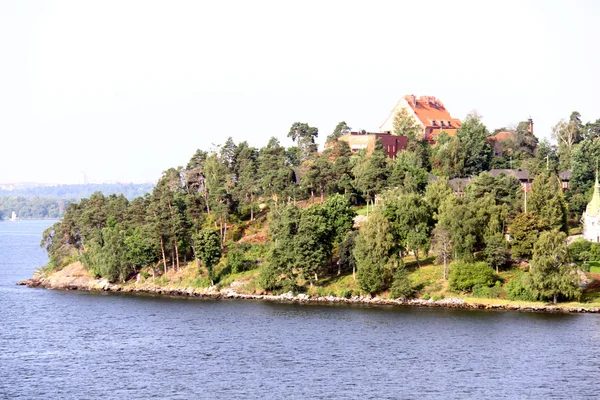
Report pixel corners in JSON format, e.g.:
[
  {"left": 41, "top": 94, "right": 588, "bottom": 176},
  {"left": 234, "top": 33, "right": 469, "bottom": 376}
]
[
  {"left": 338, "top": 230, "right": 358, "bottom": 278},
  {"left": 431, "top": 226, "right": 452, "bottom": 279},
  {"left": 288, "top": 122, "right": 319, "bottom": 162},
  {"left": 552, "top": 113, "right": 584, "bottom": 171},
  {"left": 484, "top": 233, "right": 509, "bottom": 273},
  {"left": 390, "top": 262, "right": 415, "bottom": 299},
  {"left": 509, "top": 213, "right": 549, "bottom": 259},
  {"left": 456, "top": 112, "right": 492, "bottom": 176},
  {"left": 327, "top": 121, "right": 351, "bottom": 142},
  {"left": 321, "top": 194, "right": 355, "bottom": 246},
  {"left": 570, "top": 136, "right": 600, "bottom": 194},
  {"left": 382, "top": 193, "right": 434, "bottom": 265},
  {"left": 353, "top": 212, "right": 397, "bottom": 294},
  {"left": 393, "top": 108, "right": 422, "bottom": 150},
  {"left": 353, "top": 140, "right": 389, "bottom": 212},
  {"left": 437, "top": 196, "right": 484, "bottom": 260},
  {"left": 194, "top": 228, "right": 222, "bottom": 284},
  {"left": 529, "top": 231, "right": 582, "bottom": 303},
  {"left": 449, "top": 261, "right": 496, "bottom": 293},
  {"left": 528, "top": 171, "right": 568, "bottom": 233},
  {"left": 425, "top": 177, "right": 454, "bottom": 216}
]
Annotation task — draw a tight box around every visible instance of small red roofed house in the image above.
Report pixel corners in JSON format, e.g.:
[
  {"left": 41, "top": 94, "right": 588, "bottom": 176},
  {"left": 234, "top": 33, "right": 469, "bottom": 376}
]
[{"left": 379, "top": 95, "right": 462, "bottom": 143}]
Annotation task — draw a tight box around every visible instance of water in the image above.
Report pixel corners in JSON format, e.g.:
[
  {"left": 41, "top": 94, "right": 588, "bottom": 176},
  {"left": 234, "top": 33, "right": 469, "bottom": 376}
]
[{"left": 2, "top": 221, "right": 600, "bottom": 399}]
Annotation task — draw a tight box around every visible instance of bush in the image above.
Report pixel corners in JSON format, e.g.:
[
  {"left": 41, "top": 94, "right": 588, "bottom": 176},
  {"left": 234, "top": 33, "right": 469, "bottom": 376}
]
[
  {"left": 258, "top": 264, "right": 279, "bottom": 291},
  {"left": 227, "top": 247, "right": 248, "bottom": 274},
  {"left": 448, "top": 261, "right": 496, "bottom": 293},
  {"left": 390, "top": 264, "right": 415, "bottom": 299},
  {"left": 505, "top": 273, "right": 538, "bottom": 301},
  {"left": 341, "top": 289, "right": 353, "bottom": 299},
  {"left": 568, "top": 238, "right": 592, "bottom": 262},
  {"left": 473, "top": 281, "right": 502, "bottom": 299}
]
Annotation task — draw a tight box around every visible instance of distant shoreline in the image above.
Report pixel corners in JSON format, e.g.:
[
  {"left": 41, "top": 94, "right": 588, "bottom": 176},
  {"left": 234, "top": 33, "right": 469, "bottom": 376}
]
[{"left": 19, "top": 263, "right": 600, "bottom": 315}]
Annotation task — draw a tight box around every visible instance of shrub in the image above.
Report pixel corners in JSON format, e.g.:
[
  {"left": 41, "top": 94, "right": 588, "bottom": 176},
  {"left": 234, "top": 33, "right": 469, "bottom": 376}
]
[
  {"left": 258, "top": 264, "right": 279, "bottom": 291},
  {"left": 473, "top": 281, "right": 503, "bottom": 299},
  {"left": 431, "top": 294, "right": 444, "bottom": 301},
  {"left": 227, "top": 247, "right": 248, "bottom": 274},
  {"left": 568, "top": 238, "right": 592, "bottom": 262},
  {"left": 448, "top": 261, "right": 496, "bottom": 293},
  {"left": 390, "top": 264, "right": 415, "bottom": 299},
  {"left": 505, "top": 273, "right": 538, "bottom": 301},
  {"left": 341, "top": 289, "right": 353, "bottom": 299}
]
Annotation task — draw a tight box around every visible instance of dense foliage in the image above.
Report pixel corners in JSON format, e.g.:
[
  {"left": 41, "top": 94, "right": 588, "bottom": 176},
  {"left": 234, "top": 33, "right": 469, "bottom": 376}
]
[{"left": 40, "top": 111, "right": 599, "bottom": 303}]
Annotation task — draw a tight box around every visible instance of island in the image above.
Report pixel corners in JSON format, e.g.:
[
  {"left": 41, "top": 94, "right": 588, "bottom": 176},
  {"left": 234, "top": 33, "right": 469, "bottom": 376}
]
[{"left": 22, "top": 97, "right": 600, "bottom": 313}]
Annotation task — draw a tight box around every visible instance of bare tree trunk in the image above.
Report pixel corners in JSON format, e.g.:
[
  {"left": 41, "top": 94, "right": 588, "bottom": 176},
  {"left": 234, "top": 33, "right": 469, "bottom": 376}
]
[
  {"left": 174, "top": 239, "right": 180, "bottom": 272},
  {"left": 415, "top": 249, "right": 420, "bottom": 267},
  {"left": 311, "top": 189, "right": 314, "bottom": 204},
  {"left": 553, "top": 294, "right": 557, "bottom": 304},
  {"left": 353, "top": 266, "right": 356, "bottom": 281},
  {"left": 171, "top": 248, "right": 175, "bottom": 271},
  {"left": 250, "top": 193, "right": 254, "bottom": 221},
  {"left": 443, "top": 257, "right": 448, "bottom": 280},
  {"left": 160, "top": 236, "right": 167, "bottom": 274}
]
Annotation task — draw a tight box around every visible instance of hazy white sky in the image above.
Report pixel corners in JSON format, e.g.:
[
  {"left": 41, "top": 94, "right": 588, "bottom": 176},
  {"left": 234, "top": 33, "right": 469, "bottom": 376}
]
[{"left": 1, "top": 0, "right": 599, "bottom": 184}]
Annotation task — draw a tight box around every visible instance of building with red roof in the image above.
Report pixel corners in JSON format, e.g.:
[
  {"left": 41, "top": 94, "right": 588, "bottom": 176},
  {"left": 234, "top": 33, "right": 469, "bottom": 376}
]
[{"left": 379, "top": 95, "right": 462, "bottom": 143}]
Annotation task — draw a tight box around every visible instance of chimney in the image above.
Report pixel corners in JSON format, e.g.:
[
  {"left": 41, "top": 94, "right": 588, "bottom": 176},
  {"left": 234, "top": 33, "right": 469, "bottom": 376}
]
[
  {"left": 528, "top": 117, "right": 534, "bottom": 135},
  {"left": 405, "top": 94, "right": 416, "bottom": 106}
]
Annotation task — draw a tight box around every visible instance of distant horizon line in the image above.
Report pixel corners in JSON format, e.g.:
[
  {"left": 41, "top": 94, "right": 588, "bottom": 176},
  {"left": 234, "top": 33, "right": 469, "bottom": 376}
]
[{"left": 0, "top": 181, "right": 156, "bottom": 188}]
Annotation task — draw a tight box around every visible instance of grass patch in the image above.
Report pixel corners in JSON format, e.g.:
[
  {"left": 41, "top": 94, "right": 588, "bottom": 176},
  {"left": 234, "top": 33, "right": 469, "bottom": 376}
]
[{"left": 588, "top": 261, "right": 600, "bottom": 273}]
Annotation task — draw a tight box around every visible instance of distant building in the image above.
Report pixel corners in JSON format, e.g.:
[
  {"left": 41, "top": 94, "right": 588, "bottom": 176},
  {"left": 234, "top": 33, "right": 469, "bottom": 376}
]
[
  {"left": 489, "top": 169, "right": 533, "bottom": 192},
  {"left": 583, "top": 177, "right": 600, "bottom": 243},
  {"left": 488, "top": 119, "right": 534, "bottom": 157},
  {"left": 337, "top": 131, "right": 407, "bottom": 158},
  {"left": 379, "top": 95, "right": 462, "bottom": 143}
]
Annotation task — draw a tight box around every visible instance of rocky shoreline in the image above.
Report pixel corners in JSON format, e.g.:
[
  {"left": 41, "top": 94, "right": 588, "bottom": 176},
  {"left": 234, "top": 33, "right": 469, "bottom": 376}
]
[{"left": 17, "top": 263, "right": 600, "bottom": 314}]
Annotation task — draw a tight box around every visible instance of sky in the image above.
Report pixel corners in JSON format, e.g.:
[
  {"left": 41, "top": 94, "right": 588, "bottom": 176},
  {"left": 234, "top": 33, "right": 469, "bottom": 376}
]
[{"left": 1, "top": 0, "right": 599, "bottom": 184}]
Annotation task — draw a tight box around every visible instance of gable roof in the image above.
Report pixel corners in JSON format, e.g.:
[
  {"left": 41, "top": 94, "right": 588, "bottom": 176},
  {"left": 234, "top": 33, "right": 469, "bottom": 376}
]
[
  {"left": 489, "top": 169, "right": 532, "bottom": 181},
  {"left": 404, "top": 95, "right": 462, "bottom": 130}
]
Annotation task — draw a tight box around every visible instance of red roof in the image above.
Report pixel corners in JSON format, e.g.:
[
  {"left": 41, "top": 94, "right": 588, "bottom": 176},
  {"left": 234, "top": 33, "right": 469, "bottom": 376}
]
[{"left": 404, "top": 95, "right": 462, "bottom": 131}]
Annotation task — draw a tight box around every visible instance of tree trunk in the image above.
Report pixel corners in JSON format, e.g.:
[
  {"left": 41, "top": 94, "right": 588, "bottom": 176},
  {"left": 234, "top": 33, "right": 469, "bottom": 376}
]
[
  {"left": 353, "top": 266, "right": 356, "bottom": 281},
  {"left": 250, "top": 193, "right": 254, "bottom": 221},
  {"left": 337, "top": 260, "right": 341, "bottom": 276},
  {"left": 160, "top": 236, "right": 167, "bottom": 274},
  {"left": 553, "top": 294, "right": 557, "bottom": 304},
  {"left": 415, "top": 249, "right": 420, "bottom": 267},
  {"left": 314, "top": 272, "right": 318, "bottom": 282},
  {"left": 311, "top": 189, "right": 314, "bottom": 204},
  {"left": 443, "top": 257, "right": 448, "bottom": 280},
  {"left": 174, "top": 239, "right": 180, "bottom": 272},
  {"left": 171, "top": 248, "right": 175, "bottom": 271},
  {"left": 320, "top": 187, "right": 324, "bottom": 203}
]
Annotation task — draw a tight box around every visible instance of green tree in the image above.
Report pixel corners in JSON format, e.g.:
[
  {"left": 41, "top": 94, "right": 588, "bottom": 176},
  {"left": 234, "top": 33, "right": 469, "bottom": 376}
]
[
  {"left": 338, "top": 230, "right": 358, "bottom": 278},
  {"left": 552, "top": 112, "right": 584, "bottom": 171},
  {"left": 528, "top": 171, "right": 568, "bottom": 233},
  {"left": 509, "top": 213, "right": 549, "bottom": 259},
  {"left": 393, "top": 108, "right": 422, "bottom": 150},
  {"left": 570, "top": 136, "right": 600, "bottom": 194},
  {"left": 353, "top": 140, "right": 389, "bottom": 212},
  {"left": 484, "top": 233, "right": 509, "bottom": 273},
  {"left": 382, "top": 193, "right": 434, "bottom": 265},
  {"left": 529, "top": 231, "right": 582, "bottom": 303},
  {"left": 456, "top": 112, "right": 492, "bottom": 176},
  {"left": 449, "top": 261, "right": 496, "bottom": 293},
  {"left": 353, "top": 212, "right": 396, "bottom": 294},
  {"left": 194, "top": 228, "right": 222, "bottom": 284},
  {"left": 390, "top": 262, "right": 415, "bottom": 299},
  {"left": 288, "top": 122, "right": 319, "bottom": 162},
  {"left": 327, "top": 121, "right": 351, "bottom": 142}
]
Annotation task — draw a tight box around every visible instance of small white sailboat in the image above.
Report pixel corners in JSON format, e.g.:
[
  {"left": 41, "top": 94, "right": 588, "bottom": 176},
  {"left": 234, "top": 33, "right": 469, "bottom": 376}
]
[{"left": 10, "top": 211, "right": 17, "bottom": 222}]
